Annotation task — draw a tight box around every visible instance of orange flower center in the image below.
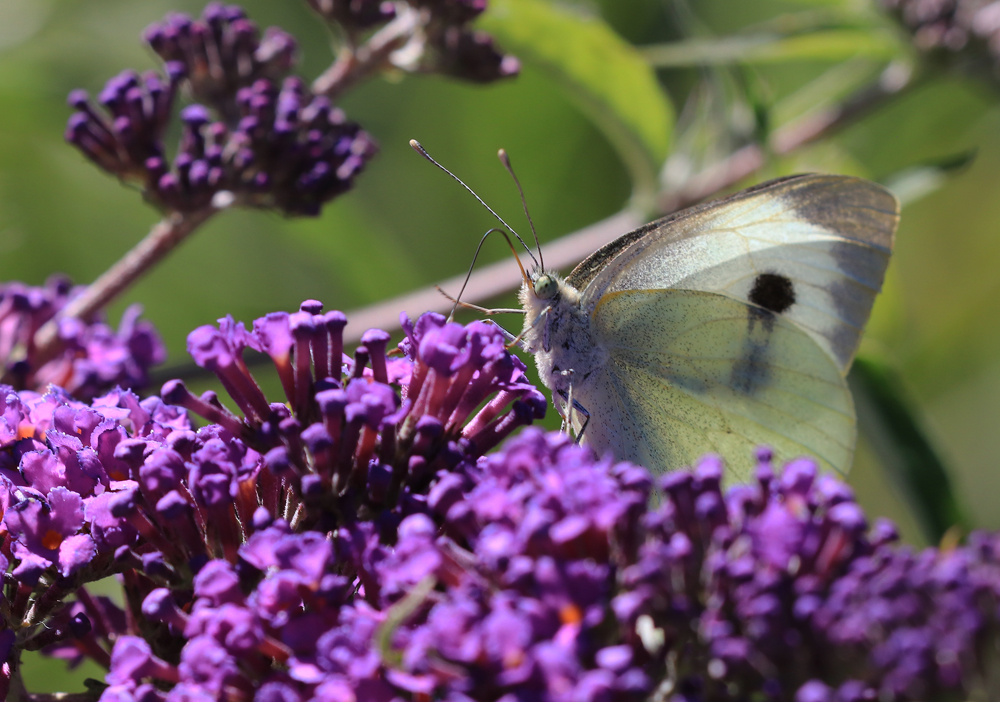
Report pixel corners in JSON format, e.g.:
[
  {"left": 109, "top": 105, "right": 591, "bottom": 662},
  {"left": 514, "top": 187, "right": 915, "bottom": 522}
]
[
  {"left": 560, "top": 603, "right": 582, "bottom": 625},
  {"left": 42, "top": 529, "right": 63, "bottom": 550}
]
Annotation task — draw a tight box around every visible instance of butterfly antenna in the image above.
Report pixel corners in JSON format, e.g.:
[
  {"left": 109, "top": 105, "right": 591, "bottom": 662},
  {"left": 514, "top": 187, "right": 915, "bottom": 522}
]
[
  {"left": 446, "top": 227, "right": 529, "bottom": 322},
  {"left": 497, "top": 148, "right": 544, "bottom": 272},
  {"left": 410, "top": 140, "right": 539, "bottom": 268}
]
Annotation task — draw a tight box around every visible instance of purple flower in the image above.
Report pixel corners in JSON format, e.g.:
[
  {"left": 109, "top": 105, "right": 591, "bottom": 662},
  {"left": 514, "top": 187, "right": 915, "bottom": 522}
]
[
  {"left": 366, "top": 430, "right": 650, "bottom": 700},
  {"left": 169, "top": 302, "right": 545, "bottom": 534},
  {"left": 424, "top": 24, "right": 521, "bottom": 83},
  {"left": 4, "top": 301, "right": 997, "bottom": 702},
  {"left": 4, "top": 488, "right": 94, "bottom": 582},
  {"left": 0, "top": 278, "right": 165, "bottom": 399},
  {"left": 177, "top": 636, "right": 244, "bottom": 694},
  {"left": 67, "top": 6, "right": 375, "bottom": 216},
  {"left": 144, "top": 4, "right": 298, "bottom": 121},
  {"left": 103, "top": 636, "right": 179, "bottom": 693}
]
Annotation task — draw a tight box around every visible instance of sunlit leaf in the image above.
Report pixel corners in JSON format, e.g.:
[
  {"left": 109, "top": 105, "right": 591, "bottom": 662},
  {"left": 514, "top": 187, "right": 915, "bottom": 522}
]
[{"left": 479, "top": 0, "right": 673, "bottom": 206}]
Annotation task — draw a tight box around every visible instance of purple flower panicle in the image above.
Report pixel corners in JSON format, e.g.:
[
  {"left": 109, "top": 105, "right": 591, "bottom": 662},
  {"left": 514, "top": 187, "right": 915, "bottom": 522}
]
[
  {"left": 0, "top": 277, "right": 165, "bottom": 399},
  {"left": 0, "top": 386, "right": 186, "bottom": 665},
  {"left": 64, "top": 0, "right": 522, "bottom": 217},
  {"left": 80, "top": 427, "right": 1000, "bottom": 702},
  {"left": 66, "top": 4, "right": 375, "bottom": 216},
  {"left": 615, "top": 452, "right": 1000, "bottom": 701},
  {"left": 0, "top": 302, "right": 542, "bottom": 677}
]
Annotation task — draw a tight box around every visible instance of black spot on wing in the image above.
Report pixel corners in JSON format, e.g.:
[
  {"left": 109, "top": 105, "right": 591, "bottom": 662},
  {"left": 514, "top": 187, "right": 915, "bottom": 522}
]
[{"left": 749, "top": 273, "right": 796, "bottom": 314}]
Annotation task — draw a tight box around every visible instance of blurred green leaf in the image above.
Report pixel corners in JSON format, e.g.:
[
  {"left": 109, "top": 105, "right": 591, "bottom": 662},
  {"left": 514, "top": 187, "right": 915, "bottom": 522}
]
[
  {"left": 740, "top": 8, "right": 881, "bottom": 36},
  {"left": 883, "top": 148, "right": 978, "bottom": 206},
  {"left": 849, "top": 356, "right": 970, "bottom": 541},
  {"left": 837, "top": 77, "right": 990, "bottom": 181},
  {"left": 642, "top": 28, "right": 901, "bottom": 66},
  {"left": 480, "top": 0, "right": 673, "bottom": 207},
  {"left": 772, "top": 57, "right": 883, "bottom": 125}
]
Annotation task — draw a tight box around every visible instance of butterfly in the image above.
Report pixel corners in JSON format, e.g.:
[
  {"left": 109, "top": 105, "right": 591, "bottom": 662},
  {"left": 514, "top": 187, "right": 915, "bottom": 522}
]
[{"left": 517, "top": 174, "right": 899, "bottom": 481}]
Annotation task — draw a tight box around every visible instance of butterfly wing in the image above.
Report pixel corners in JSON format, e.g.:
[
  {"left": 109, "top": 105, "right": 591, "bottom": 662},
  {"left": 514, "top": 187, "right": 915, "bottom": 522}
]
[
  {"left": 569, "top": 175, "right": 899, "bottom": 372},
  {"left": 573, "top": 288, "right": 854, "bottom": 479}
]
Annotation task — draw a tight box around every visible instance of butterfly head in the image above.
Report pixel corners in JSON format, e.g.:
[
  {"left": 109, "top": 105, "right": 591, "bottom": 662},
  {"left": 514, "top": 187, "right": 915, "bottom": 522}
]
[{"left": 532, "top": 272, "right": 560, "bottom": 301}]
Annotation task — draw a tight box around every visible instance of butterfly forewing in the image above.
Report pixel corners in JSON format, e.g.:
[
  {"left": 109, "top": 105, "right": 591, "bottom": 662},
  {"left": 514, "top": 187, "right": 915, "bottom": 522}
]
[
  {"left": 573, "top": 289, "right": 856, "bottom": 479},
  {"left": 569, "top": 175, "right": 899, "bottom": 374}
]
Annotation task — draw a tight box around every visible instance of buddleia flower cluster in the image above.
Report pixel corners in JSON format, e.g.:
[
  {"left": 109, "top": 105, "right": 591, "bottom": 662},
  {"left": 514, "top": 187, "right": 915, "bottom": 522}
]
[
  {"left": 65, "top": 3, "right": 376, "bottom": 216},
  {"left": 3, "top": 297, "right": 1000, "bottom": 701},
  {"left": 881, "top": 0, "right": 1000, "bottom": 84},
  {"left": 63, "top": 0, "right": 518, "bottom": 217},
  {"left": 0, "top": 302, "right": 547, "bottom": 697},
  {"left": 0, "top": 277, "right": 164, "bottom": 401}
]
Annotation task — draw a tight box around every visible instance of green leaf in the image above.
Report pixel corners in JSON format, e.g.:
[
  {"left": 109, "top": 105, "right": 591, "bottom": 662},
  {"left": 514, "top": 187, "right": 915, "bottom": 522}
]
[
  {"left": 883, "top": 148, "right": 978, "bottom": 206},
  {"left": 642, "top": 28, "right": 901, "bottom": 67},
  {"left": 479, "top": 0, "right": 673, "bottom": 208},
  {"left": 848, "top": 356, "right": 971, "bottom": 541}
]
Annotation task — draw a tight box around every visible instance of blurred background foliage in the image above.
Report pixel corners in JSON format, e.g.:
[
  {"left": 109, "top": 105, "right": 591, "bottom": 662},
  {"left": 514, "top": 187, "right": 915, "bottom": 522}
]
[{"left": 4, "top": 2, "right": 1000, "bottom": 688}]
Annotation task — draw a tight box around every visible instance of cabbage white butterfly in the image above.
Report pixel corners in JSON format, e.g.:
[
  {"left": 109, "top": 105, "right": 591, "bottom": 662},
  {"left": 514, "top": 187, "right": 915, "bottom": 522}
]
[{"left": 518, "top": 175, "right": 899, "bottom": 481}]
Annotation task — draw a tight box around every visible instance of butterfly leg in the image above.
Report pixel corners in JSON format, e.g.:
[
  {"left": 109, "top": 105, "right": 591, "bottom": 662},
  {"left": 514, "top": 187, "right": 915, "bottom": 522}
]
[
  {"left": 575, "top": 406, "right": 591, "bottom": 444},
  {"left": 555, "top": 371, "right": 591, "bottom": 444}
]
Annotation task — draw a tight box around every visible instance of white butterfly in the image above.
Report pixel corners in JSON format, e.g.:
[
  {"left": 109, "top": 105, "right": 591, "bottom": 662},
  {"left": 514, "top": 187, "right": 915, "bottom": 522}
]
[{"left": 519, "top": 175, "right": 899, "bottom": 481}]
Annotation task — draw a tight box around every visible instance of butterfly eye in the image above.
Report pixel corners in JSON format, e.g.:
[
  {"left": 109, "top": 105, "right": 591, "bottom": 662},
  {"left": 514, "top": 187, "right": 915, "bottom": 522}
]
[{"left": 534, "top": 274, "right": 559, "bottom": 300}]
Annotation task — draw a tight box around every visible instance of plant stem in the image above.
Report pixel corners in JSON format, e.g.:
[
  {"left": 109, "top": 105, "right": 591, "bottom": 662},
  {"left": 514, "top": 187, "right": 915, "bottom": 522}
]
[
  {"left": 658, "top": 62, "right": 917, "bottom": 213},
  {"left": 312, "top": 7, "right": 421, "bottom": 100},
  {"left": 32, "top": 206, "right": 217, "bottom": 363}
]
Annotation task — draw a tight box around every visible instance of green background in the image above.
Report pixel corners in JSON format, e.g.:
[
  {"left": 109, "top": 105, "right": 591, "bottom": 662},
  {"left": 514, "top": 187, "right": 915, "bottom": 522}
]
[{"left": 3, "top": 0, "right": 999, "bottom": 691}]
